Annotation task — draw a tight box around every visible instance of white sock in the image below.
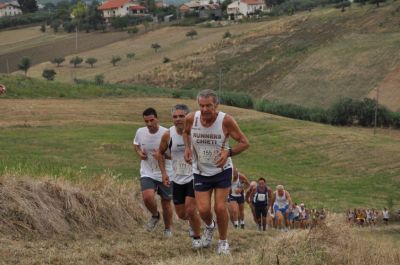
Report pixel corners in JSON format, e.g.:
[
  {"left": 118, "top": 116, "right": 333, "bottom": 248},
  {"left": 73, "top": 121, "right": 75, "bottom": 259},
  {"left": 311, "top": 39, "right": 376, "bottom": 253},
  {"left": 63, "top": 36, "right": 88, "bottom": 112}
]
[
  {"left": 206, "top": 220, "right": 215, "bottom": 229},
  {"left": 234, "top": 221, "right": 239, "bottom": 226},
  {"left": 240, "top": 220, "right": 245, "bottom": 225}
]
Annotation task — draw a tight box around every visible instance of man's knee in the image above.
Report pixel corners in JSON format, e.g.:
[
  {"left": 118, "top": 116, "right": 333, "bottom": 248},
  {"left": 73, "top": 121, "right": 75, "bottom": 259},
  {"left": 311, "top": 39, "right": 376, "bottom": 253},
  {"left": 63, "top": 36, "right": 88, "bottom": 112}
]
[{"left": 214, "top": 202, "right": 227, "bottom": 215}]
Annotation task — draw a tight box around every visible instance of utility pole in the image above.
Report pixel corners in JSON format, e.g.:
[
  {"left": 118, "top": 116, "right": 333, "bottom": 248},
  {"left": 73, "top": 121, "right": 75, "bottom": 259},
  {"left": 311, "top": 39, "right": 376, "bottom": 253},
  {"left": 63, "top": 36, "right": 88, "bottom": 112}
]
[
  {"left": 374, "top": 86, "right": 380, "bottom": 135},
  {"left": 218, "top": 68, "right": 222, "bottom": 92},
  {"left": 6, "top": 58, "right": 9, "bottom": 74},
  {"left": 75, "top": 25, "right": 78, "bottom": 51}
]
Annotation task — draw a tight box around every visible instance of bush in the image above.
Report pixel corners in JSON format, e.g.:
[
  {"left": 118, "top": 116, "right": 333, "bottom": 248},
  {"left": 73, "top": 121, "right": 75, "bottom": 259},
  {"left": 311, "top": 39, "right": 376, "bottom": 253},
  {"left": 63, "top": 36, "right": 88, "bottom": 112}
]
[
  {"left": 52, "top": 57, "right": 65, "bottom": 67},
  {"left": 63, "top": 21, "right": 76, "bottom": 33},
  {"left": 163, "top": 57, "right": 171, "bottom": 63},
  {"left": 40, "top": 24, "right": 46, "bottom": 32},
  {"left": 126, "top": 53, "right": 135, "bottom": 59},
  {"left": 186, "top": 29, "right": 198, "bottom": 39},
  {"left": 70, "top": 56, "right": 83, "bottom": 68},
  {"left": 223, "top": 31, "right": 232, "bottom": 39},
  {"left": 85, "top": 57, "right": 98, "bottom": 68},
  {"left": 328, "top": 98, "right": 358, "bottom": 126},
  {"left": 127, "top": 26, "right": 139, "bottom": 34},
  {"left": 94, "top": 74, "right": 105, "bottom": 85},
  {"left": 42, "top": 69, "right": 56, "bottom": 81},
  {"left": 218, "top": 91, "right": 254, "bottom": 109},
  {"left": 111, "top": 56, "right": 121, "bottom": 66},
  {"left": 0, "top": 11, "right": 49, "bottom": 30}
]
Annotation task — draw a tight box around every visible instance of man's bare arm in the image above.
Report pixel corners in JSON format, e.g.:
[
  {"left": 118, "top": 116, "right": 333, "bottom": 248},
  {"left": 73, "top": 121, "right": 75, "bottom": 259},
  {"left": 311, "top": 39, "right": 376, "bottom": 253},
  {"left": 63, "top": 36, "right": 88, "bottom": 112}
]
[
  {"left": 183, "top": 112, "right": 194, "bottom": 164},
  {"left": 157, "top": 131, "right": 171, "bottom": 186}
]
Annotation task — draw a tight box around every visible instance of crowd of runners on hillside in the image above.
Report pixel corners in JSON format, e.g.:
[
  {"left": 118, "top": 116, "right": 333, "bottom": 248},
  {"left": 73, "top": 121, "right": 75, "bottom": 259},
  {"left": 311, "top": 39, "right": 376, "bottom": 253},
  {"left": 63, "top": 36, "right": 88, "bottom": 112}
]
[{"left": 132, "top": 89, "right": 393, "bottom": 255}]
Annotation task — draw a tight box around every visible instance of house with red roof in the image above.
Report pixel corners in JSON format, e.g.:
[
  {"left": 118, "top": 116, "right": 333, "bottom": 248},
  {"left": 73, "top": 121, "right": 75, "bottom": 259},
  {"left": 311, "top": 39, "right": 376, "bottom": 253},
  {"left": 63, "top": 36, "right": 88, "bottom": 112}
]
[
  {"left": 227, "top": 0, "right": 266, "bottom": 19},
  {"left": 98, "top": 0, "right": 147, "bottom": 21},
  {"left": 0, "top": 2, "right": 22, "bottom": 17}
]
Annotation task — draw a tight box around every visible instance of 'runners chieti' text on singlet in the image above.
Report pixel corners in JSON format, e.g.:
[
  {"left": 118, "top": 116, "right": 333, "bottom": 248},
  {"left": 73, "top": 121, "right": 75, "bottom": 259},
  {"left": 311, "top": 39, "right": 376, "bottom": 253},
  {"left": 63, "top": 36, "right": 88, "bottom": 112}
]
[{"left": 191, "top": 111, "right": 232, "bottom": 176}]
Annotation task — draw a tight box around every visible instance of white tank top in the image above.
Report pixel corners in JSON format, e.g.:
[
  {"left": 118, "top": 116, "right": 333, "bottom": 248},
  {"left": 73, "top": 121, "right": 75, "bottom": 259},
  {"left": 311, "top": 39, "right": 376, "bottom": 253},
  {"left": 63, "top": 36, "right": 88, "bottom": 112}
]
[
  {"left": 170, "top": 126, "right": 193, "bottom": 185},
  {"left": 231, "top": 174, "right": 243, "bottom": 197},
  {"left": 274, "top": 191, "right": 288, "bottom": 208},
  {"left": 133, "top": 126, "right": 173, "bottom": 182},
  {"left": 191, "top": 111, "right": 232, "bottom": 176}
]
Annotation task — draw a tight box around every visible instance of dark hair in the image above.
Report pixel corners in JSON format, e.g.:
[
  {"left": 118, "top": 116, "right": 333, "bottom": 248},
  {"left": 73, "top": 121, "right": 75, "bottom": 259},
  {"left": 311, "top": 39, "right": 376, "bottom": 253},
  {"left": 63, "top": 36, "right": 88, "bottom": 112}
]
[
  {"left": 258, "top": 177, "right": 266, "bottom": 182},
  {"left": 143, "top": 107, "right": 157, "bottom": 117},
  {"left": 172, "top": 104, "right": 190, "bottom": 115}
]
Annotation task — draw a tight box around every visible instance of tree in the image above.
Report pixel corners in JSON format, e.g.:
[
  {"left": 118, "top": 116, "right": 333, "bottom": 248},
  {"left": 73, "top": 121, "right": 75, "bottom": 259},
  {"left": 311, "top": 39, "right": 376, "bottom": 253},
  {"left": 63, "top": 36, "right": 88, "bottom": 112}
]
[
  {"left": 18, "top": 57, "right": 31, "bottom": 76},
  {"left": 52, "top": 57, "right": 65, "bottom": 67},
  {"left": 369, "top": 0, "right": 386, "bottom": 7},
  {"left": 85, "top": 57, "right": 98, "bottom": 67},
  {"left": 111, "top": 56, "right": 121, "bottom": 66},
  {"left": 40, "top": 24, "right": 46, "bottom": 32},
  {"left": 151, "top": 43, "right": 161, "bottom": 53},
  {"left": 63, "top": 21, "right": 76, "bottom": 33},
  {"left": 163, "top": 57, "right": 171, "bottom": 63},
  {"left": 87, "top": 1, "right": 105, "bottom": 31},
  {"left": 94, "top": 74, "right": 104, "bottom": 85},
  {"left": 335, "top": 0, "right": 351, "bottom": 12},
  {"left": 111, "top": 17, "right": 128, "bottom": 30},
  {"left": 128, "top": 26, "right": 139, "bottom": 35},
  {"left": 70, "top": 56, "right": 83, "bottom": 67},
  {"left": 42, "top": 69, "right": 56, "bottom": 81},
  {"left": 186, "top": 29, "right": 198, "bottom": 39},
  {"left": 126, "top": 53, "right": 136, "bottom": 59},
  {"left": 51, "top": 19, "right": 62, "bottom": 33},
  {"left": 17, "top": 0, "right": 38, "bottom": 13}
]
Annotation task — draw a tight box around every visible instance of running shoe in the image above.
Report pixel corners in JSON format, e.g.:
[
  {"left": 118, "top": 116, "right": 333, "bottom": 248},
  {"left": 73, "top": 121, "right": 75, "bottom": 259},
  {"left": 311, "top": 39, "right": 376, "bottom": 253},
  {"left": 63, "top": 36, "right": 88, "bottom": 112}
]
[
  {"left": 146, "top": 212, "right": 160, "bottom": 232},
  {"left": 201, "top": 220, "right": 216, "bottom": 248},
  {"left": 192, "top": 238, "right": 202, "bottom": 249},
  {"left": 217, "top": 240, "right": 230, "bottom": 255},
  {"left": 164, "top": 228, "right": 172, "bottom": 237}
]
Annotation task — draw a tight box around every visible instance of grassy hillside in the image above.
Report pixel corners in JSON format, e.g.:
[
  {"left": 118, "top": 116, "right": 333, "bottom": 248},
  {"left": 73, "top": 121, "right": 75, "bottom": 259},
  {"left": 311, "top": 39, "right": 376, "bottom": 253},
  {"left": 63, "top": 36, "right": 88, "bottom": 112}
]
[
  {"left": 21, "top": 3, "right": 400, "bottom": 111},
  {"left": 1, "top": 90, "right": 399, "bottom": 211}
]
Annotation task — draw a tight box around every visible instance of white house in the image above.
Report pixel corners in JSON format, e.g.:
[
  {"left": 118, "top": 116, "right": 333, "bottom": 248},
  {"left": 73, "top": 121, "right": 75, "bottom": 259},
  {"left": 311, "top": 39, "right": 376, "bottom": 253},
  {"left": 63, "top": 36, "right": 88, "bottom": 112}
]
[
  {"left": 98, "top": 0, "right": 147, "bottom": 21},
  {"left": 0, "top": 2, "right": 22, "bottom": 17},
  {"left": 227, "top": 0, "right": 266, "bottom": 19}
]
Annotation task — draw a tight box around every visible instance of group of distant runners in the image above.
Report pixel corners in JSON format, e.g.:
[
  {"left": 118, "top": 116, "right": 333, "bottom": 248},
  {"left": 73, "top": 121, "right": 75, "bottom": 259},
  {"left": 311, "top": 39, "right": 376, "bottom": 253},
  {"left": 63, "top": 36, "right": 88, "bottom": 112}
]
[
  {"left": 346, "top": 208, "right": 390, "bottom": 226},
  {"left": 132, "top": 89, "right": 324, "bottom": 255}
]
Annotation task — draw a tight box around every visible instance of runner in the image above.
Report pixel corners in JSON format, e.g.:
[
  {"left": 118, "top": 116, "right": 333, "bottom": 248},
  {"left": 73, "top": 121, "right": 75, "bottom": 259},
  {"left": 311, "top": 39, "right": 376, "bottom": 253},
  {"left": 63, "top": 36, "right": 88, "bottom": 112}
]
[
  {"left": 183, "top": 89, "right": 249, "bottom": 254},
  {"left": 157, "top": 104, "right": 202, "bottom": 249},
  {"left": 133, "top": 107, "right": 173, "bottom": 236},
  {"left": 270, "top": 185, "right": 293, "bottom": 231},
  {"left": 228, "top": 168, "right": 250, "bottom": 229},
  {"left": 250, "top": 177, "right": 272, "bottom": 231},
  {"left": 382, "top": 208, "right": 389, "bottom": 225},
  {"left": 245, "top": 181, "right": 258, "bottom": 224}
]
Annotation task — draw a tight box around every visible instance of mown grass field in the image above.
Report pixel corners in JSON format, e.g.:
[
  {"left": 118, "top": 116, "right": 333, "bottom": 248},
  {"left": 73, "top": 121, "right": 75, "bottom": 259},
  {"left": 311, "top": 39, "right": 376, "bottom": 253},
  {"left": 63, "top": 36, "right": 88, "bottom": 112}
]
[{"left": 1, "top": 95, "right": 399, "bottom": 212}]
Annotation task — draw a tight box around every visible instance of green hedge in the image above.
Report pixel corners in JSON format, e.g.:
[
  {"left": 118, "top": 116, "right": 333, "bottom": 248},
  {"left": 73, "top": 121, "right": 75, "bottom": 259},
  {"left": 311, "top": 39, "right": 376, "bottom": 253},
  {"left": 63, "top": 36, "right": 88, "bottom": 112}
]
[{"left": 0, "top": 11, "right": 50, "bottom": 29}]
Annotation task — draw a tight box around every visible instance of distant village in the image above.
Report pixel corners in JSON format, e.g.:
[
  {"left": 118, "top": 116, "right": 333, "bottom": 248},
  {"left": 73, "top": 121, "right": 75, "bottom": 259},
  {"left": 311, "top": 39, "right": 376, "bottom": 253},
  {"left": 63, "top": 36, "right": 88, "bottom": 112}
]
[{"left": 0, "top": 0, "right": 268, "bottom": 21}]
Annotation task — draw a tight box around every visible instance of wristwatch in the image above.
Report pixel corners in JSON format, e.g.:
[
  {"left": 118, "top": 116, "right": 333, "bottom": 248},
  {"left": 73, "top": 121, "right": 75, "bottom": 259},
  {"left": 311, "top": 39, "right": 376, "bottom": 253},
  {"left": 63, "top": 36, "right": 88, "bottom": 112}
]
[{"left": 228, "top": 148, "right": 233, "bottom": 157}]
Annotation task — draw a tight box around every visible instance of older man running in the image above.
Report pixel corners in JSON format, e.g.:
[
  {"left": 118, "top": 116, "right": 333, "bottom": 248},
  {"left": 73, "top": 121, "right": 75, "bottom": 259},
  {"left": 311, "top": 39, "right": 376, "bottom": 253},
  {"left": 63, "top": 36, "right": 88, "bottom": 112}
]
[{"left": 183, "top": 89, "right": 249, "bottom": 254}]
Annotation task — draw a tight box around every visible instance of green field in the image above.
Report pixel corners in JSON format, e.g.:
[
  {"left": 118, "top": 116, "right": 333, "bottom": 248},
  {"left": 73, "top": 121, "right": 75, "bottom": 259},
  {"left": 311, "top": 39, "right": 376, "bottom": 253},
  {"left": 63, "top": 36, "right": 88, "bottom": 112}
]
[{"left": 1, "top": 88, "right": 399, "bottom": 212}]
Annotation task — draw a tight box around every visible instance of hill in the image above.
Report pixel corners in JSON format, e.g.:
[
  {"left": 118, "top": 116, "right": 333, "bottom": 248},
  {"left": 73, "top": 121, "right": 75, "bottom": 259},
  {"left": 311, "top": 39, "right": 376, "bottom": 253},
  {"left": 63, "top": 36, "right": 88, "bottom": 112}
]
[
  {"left": 14, "top": 2, "right": 400, "bottom": 111},
  {"left": 0, "top": 77, "right": 399, "bottom": 211}
]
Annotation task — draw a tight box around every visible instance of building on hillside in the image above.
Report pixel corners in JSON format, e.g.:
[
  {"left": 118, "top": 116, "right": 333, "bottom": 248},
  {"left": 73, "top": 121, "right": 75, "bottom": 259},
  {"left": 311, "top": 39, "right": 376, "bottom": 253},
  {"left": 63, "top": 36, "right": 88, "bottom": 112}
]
[
  {"left": 98, "top": 0, "right": 147, "bottom": 22},
  {"left": 227, "top": 0, "right": 266, "bottom": 20},
  {"left": 0, "top": 1, "right": 22, "bottom": 17},
  {"left": 179, "top": 0, "right": 221, "bottom": 19}
]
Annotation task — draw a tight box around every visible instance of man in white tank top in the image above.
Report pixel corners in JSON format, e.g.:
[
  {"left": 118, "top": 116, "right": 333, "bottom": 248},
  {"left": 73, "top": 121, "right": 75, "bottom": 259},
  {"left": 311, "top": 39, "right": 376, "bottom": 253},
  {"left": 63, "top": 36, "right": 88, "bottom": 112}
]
[
  {"left": 270, "top": 184, "right": 293, "bottom": 230},
  {"left": 157, "top": 104, "right": 202, "bottom": 249},
  {"left": 183, "top": 89, "right": 249, "bottom": 254},
  {"left": 133, "top": 108, "right": 173, "bottom": 237}
]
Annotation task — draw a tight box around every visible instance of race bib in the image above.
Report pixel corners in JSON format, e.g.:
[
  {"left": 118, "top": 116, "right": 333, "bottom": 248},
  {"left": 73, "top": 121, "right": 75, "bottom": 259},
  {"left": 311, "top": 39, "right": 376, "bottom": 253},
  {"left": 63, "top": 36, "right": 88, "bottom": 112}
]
[
  {"left": 148, "top": 158, "right": 160, "bottom": 172},
  {"left": 197, "top": 146, "right": 220, "bottom": 164},
  {"left": 257, "top": 194, "right": 266, "bottom": 201},
  {"left": 175, "top": 159, "right": 192, "bottom": 176}
]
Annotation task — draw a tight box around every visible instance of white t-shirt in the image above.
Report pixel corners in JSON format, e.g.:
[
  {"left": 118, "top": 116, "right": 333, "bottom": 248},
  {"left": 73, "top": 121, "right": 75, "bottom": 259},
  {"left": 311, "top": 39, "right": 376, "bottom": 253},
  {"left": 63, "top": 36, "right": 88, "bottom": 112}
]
[
  {"left": 293, "top": 206, "right": 301, "bottom": 217},
  {"left": 133, "top": 126, "right": 173, "bottom": 182}
]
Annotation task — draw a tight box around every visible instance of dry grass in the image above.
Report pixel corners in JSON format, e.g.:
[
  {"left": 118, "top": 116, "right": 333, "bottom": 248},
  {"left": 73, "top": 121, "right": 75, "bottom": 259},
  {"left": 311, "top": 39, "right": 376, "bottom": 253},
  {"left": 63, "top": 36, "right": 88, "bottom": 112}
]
[
  {"left": 0, "top": 26, "right": 71, "bottom": 55},
  {"left": 1, "top": 173, "right": 399, "bottom": 265},
  {"left": 0, "top": 174, "right": 145, "bottom": 238},
  {"left": 0, "top": 98, "right": 271, "bottom": 128}
]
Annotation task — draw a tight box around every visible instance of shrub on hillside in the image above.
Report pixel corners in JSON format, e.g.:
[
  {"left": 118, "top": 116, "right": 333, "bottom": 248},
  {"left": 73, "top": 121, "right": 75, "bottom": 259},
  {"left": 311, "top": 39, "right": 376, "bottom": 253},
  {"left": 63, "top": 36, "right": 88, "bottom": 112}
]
[
  {"left": 42, "top": 69, "right": 56, "bottom": 81},
  {"left": 328, "top": 98, "right": 358, "bottom": 126},
  {"left": 218, "top": 91, "right": 254, "bottom": 109},
  {"left": 0, "top": 11, "right": 49, "bottom": 30},
  {"left": 70, "top": 56, "right": 83, "bottom": 68},
  {"left": 52, "top": 57, "right": 65, "bottom": 67}
]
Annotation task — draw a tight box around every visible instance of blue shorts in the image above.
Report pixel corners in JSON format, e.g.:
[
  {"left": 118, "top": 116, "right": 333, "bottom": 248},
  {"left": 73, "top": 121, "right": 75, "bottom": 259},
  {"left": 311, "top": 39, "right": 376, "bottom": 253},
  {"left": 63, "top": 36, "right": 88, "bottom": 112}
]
[
  {"left": 273, "top": 204, "right": 289, "bottom": 215},
  {"left": 229, "top": 194, "right": 245, "bottom": 204},
  {"left": 193, "top": 168, "right": 232, "bottom": 192}
]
